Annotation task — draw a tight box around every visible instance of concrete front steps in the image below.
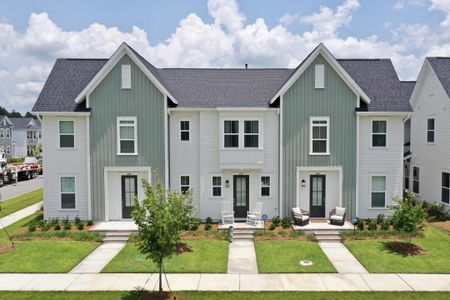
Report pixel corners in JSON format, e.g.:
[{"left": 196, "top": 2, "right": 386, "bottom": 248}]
[
  {"left": 102, "top": 231, "right": 133, "bottom": 243},
  {"left": 313, "top": 230, "right": 341, "bottom": 243},
  {"left": 232, "top": 228, "right": 255, "bottom": 241}
]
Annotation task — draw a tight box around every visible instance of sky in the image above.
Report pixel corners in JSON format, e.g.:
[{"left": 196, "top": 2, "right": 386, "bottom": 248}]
[{"left": 1, "top": 0, "right": 450, "bottom": 113}]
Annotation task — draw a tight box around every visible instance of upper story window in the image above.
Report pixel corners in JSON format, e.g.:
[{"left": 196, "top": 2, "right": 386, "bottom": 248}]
[
  {"left": 261, "top": 176, "right": 271, "bottom": 197},
  {"left": 372, "top": 120, "right": 387, "bottom": 147},
  {"left": 117, "top": 117, "right": 137, "bottom": 155},
  {"left": 27, "top": 131, "right": 32, "bottom": 139},
  {"left": 121, "top": 64, "right": 131, "bottom": 89},
  {"left": 5, "top": 128, "right": 10, "bottom": 139},
  {"left": 0, "top": 129, "right": 4, "bottom": 139},
  {"left": 371, "top": 176, "right": 386, "bottom": 208},
  {"left": 310, "top": 117, "right": 329, "bottom": 155},
  {"left": 442, "top": 172, "right": 449, "bottom": 204},
  {"left": 244, "top": 120, "right": 259, "bottom": 148},
  {"left": 61, "top": 176, "right": 76, "bottom": 209},
  {"left": 413, "top": 167, "right": 420, "bottom": 194},
  {"left": 315, "top": 64, "right": 325, "bottom": 89},
  {"left": 212, "top": 176, "right": 222, "bottom": 197},
  {"left": 427, "top": 118, "right": 435, "bottom": 143},
  {"left": 224, "top": 120, "right": 239, "bottom": 148},
  {"left": 5, "top": 146, "right": 10, "bottom": 155},
  {"left": 180, "top": 176, "right": 190, "bottom": 194},
  {"left": 59, "top": 121, "right": 74, "bottom": 148},
  {"left": 180, "top": 121, "right": 190, "bottom": 141}
]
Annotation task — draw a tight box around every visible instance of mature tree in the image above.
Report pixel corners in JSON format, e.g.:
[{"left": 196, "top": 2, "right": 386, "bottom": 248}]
[
  {"left": 8, "top": 110, "right": 21, "bottom": 118},
  {"left": 390, "top": 192, "right": 427, "bottom": 246},
  {"left": 25, "top": 112, "right": 36, "bottom": 119},
  {"left": 0, "top": 106, "right": 8, "bottom": 116},
  {"left": 132, "top": 179, "right": 193, "bottom": 298}
]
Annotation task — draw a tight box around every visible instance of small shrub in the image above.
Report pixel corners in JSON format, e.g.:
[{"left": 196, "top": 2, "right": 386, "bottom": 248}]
[
  {"left": 426, "top": 202, "right": 450, "bottom": 221},
  {"left": 38, "top": 220, "right": 45, "bottom": 229},
  {"left": 74, "top": 216, "right": 81, "bottom": 225},
  {"left": 205, "top": 217, "right": 213, "bottom": 225},
  {"left": 86, "top": 220, "right": 94, "bottom": 226},
  {"left": 357, "top": 219, "right": 365, "bottom": 231},
  {"left": 381, "top": 220, "right": 390, "bottom": 231},
  {"left": 289, "top": 230, "right": 305, "bottom": 238},
  {"left": 281, "top": 216, "right": 290, "bottom": 229},
  {"left": 63, "top": 217, "right": 70, "bottom": 225},
  {"left": 376, "top": 214, "right": 385, "bottom": 224},
  {"left": 368, "top": 220, "right": 377, "bottom": 231},
  {"left": 64, "top": 222, "right": 71, "bottom": 230},
  {"left": 54, "top": 224, "right": 61, "bottom": 231},
  {"left": 189, "top": 217, "right": 200, "bottom": 231},
  {"left": 306, "top": 234, "right": 317, "bottom": 242},
  {"left": 42, "top": 221, "right": 51, "bottom": 232},
  {"left": 77, "top": 222, "right": 84, "bottom": 231},
  {"left": 269, "top": 223, "right": 276, "bottom": 231},
  {"left": 204, "top": 223, "right": 212, "bottom": 231},
  {"left": 364, "top": 218, "right": 371, "bottom": 225},
  {"left": 27, "top": 223, "right": 36, "bottom": 232},
  {"left": 271, "top": 216, "right": 281, "bottom": 226}
]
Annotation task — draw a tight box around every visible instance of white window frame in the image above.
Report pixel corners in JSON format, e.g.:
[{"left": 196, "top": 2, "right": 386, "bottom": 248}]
[
  {"left": 244, "top": 120, "right": 260, "bottom": 148},
  {"left": 427, "top": 118, "right": 435, "bottom": 144},
  {"left": 372, "top": 120, "right": 388, "bottom": 148},
  {"left": 260, "top": 175, "right": 271, "bottom": 197},
  {"left": 315, "top": 64, "right": 325, "bottom": 89},
  {"left": 117, "top": 116, "right": 138, "bottom": 155},
  {"left": 180, "top": 175, "right": 190, "bottom": 194},
  {"left": 121, "top": 64, "right": 131, "bottom": 89},
  {"left": 370, "top": 175, "right": 387, "bottom": 208},
  {"left": 180, "top": 120, "right": 190, "bottom": 142},
  {"left": 413, "top": 166, "right": 420, "bottom": 195},
  {"left": 442, "top": 172, "right": 449, "bottom": 205},
  {"left": 60, "top": 175, "right": 77, "bottom": 210},
  {"left": 0, "top": 129, "right": 4, "bottom": 139},
  {"left": 5, "top": 128, "right": 10, "bottom": 139},
  {"left": 211, "top": 176, "right": 222, "bottom": 197},
  {"left": 59, "top": 120, "right": 75, "bottom": 149},
  {"left": 5, "top": 146, "right": 10, "bottom": 155},
  {"left": 223, "top": 120, "right": 239, "bottom": 148},
  {"left": 309, "top": 116, "right": 330, "bottom": 155}
]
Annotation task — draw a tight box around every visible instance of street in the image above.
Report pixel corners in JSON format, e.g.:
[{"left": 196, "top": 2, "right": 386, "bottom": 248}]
[{"left": 0, "top": 176, "right": 43, "bottom": 201}]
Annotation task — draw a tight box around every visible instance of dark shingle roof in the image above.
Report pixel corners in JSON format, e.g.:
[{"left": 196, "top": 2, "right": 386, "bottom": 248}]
[
  {"left": 32, "top": 58, "right": 107, "bottom": 112},
  {"left": 8, "top": 117, "right": 39, "bottom": 129},
  {"left": 337, "top": 59, "right": 413, "bottom": 112},
  {"left": 426, "top": 57, "right": 450, "bottom": 99}
]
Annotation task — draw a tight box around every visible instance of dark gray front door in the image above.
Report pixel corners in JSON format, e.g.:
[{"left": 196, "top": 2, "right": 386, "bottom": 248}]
[
  {"left": 121, "top": 175, "right": 137, "bottom": 219},
  {"left": 233, "top": 175, "right": 249, "bottom": 218},
  {"left": 310, "top": 175, "right": 326, "bottom": 218}
]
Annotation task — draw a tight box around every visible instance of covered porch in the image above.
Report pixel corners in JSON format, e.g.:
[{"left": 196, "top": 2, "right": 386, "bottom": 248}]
[{"left": 292, "top": 219, "right": 353, "bottom": 232}]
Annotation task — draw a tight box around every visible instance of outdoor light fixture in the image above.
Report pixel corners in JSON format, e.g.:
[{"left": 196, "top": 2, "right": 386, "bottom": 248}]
[
  {"left": 225, "top": 179, "right": 230, "bottom": 188},
  {"left": 301, "top": 179, "right": 306, "bottom": 187}
]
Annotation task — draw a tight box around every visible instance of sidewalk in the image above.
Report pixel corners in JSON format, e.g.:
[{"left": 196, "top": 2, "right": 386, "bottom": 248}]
[
  {"left": 227, "top": 240, "right": 258, "bottom": 274},
  {"left": 319, "top": 242, "right": 368, "bottom": 274},
  {"left": 70, "top": 242, "right": 127, "bottom": 274},
  {"left": 0, "top": 202, "right": 42, "bottom": 228},
  {"left": 0, "top": 273, "right": 448, "bottom": 291}
]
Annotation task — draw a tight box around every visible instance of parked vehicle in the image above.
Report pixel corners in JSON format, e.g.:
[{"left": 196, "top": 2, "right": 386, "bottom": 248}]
[
  {"left": 0, "top": 152, "right": 16, "bottom": 187},
  {"left": 13, "top": 157, "right": 42, "bottom": 180}
]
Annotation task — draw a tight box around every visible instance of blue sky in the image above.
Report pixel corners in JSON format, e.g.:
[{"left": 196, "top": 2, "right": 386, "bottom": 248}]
[{"left": 1, "top": 0, "right": 450, "bottom": 112}]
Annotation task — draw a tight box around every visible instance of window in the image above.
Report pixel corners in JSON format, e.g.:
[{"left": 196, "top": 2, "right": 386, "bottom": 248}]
[
  {"left": 212, "top": 176, "right": 222, "bottom": 197},
  {"left": 310, "top": 117, "right": 329, "bottom": 154},
  {"left": 5, "top": 146, "right": 10, "bottom": 155},
  {"left": 372, "top": 120, "right": 387, "bottom": 147},
  {"left": 121, "top": 64, "right": 131, "bottom": 89},
  {"left": 27, "top": 131, "right": 33, "bottom": 139},
  {"left": 442, "top": 172, "right": 449, "bottom": 204},
  {"left": 59, "top": 121, "right": 74, "bottom": 148},
  {"left": 224, "top": 120, "right": 239, "bottom": 148},
  {"left": 371, "top": 176, "right": 386, "bottom": 208},
  {"left": 427, "top": 118, "right": 435, "bottom": 143},
  {"left": 180, "top": 176, "right": 190, "bottom": 194},
  {"left": 180, "top": 121, "right": 190, "bottom": 141},
  {"left": 315, "top": 64, "right": 325, "bottom": 89},
  {"left": 0, "top": 129, "right": 4, "bottom": 139},
  {"left": 261, "top": 176, "right": 270, "bottom": 197},
  {"left": 5, "top": 128, "right": 10, "bottom": 139},
  {"left": 244, "top": 120, "right": 259, "bottom": 148},
  {"left": 61, "top": 176, "right": 76, "bottom": 209},
  {"left": 117, "top": 117, "right": 137, "bottom": 154},
  {"left": 413, "top": 167, "right": 420, "bottom": 194},
  {"left": 38, "top": 131, "right": 41, "bottom": 139}
]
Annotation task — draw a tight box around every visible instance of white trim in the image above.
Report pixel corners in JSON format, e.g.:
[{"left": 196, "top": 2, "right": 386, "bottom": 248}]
[
  {"left": 370, "top": 174, "right": 387, "bottom": 209},
  {"left": 33, "top": 112, "right": 91, "bottom": 116},
  {"left": 180, "top": 175, "right": 190, "bottom": 194},
  {"left": 180, "top": 119, "right": 190, "bottom": 142},
  {"left": 270, "top": 43, "right": 371, "bottom": 104},
  {"left": 279, "top": 95, "right": 283, "bottom": 216},
  {"left": 309, "top": 116, "right": 330, "bottom": 155},
  {"left": 59, "top": 175, "right": 77, "bottom": 210},
  {"left": 221, "top": 118, "right": 263, "bottom": 150},
  {"left": 169, "top": 107, "right": 279, "bottom": 112},
  {"left": 211, "top": 175, "right": 223, "bottom": 198},
  {"left": 371, "top": 119, "right": 388, "bottom": 148},
  {"left": 426, "top": 117, "right": 436, "bottom": 144},
  {"left": 356, "top": 113, "right": 360, "bottom": 216},
  {"left": 116, "top": 116, "right": 138, "bottom": 155},
  {"left": 103, "top": 166, "right": 151, "bottom": 221},
  {"left": 314, "top": 64, "right": 325, "bottom": 89},
  {"left": 86, "top": 116, "right": 91, "bottom": 220},
  {"left": 356, "top": 111, "right": 411, "bottom": 116},
  {"left": 164, "top": 96, "right": 169, "bottom": 188},
  {"left": 121, "top": 64, "right": 131, "bottom": 89},
  {"left": 260, "top": 175, "right": 271, "bottom": 197},
  {"left": 74, "top": 43, "right": 177, "bottom": 104}
]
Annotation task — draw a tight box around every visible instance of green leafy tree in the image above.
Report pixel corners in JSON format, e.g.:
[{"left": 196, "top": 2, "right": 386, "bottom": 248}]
[
  {"left": 32, "top": 142, "right": 42, "bottom": 158},
  {"left": 132, "top": 179, "right": 194, "bottom": 297},
  {"left": 389, "top": 192, "right": 427, "bottom": 246},
  {"left": 8, "top": 110, "right": 21, "bottom": 118}
]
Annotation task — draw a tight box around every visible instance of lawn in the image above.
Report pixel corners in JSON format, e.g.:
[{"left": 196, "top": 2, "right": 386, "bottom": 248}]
[
  {"left": 345, "top": 225, "right": 450, "bottom": 273},
  {"left": 0, "top": 211, "right": 42, "bottom": 243},
  {"left": 255, "top": 240, "right": 336, "bottom": 273},
  {"left": 0, "top": 291, "right": 448, "bottom": 300},
  {"left": 0, "top": 188, "right": 43, "bottom": 217},
  {"left": 102, "top": 240, "right": 228, "bottom": 273}
]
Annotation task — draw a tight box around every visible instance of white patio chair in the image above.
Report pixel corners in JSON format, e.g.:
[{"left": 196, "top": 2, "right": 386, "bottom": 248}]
[
  {"left": 221, "top": 201, "right": 234, "bottom": 225},
  {"left": 246, "top": 202, "right": 263, "bottom": 226}
]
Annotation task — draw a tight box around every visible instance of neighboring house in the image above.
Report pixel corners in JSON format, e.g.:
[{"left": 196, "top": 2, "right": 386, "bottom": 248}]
[
  {"left": 408, "top": 57, "right": 450, "bottom": 207},
  {"left": 0, "top": 116, "right": 41, "bottom": 158},
  {"left": 32, "top": 42, "right": 413, "bottom": 221}
]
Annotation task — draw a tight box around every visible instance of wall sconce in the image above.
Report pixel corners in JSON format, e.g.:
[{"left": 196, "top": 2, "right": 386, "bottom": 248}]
[
  {"left": 301, "top": 179, "right": 306, "bottom": 187},
  {"left": 225, "top": 180, "right": 230, "bottom": 188}
]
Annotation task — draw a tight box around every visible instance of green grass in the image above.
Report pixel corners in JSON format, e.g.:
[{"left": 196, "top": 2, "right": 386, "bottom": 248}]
[
  {"left": 0, "top": 211, "right": 42, "bottom": 243},
  {"left": 255, "top": 240, "right": 336, "bottom": 273},
  {"left": 102, "top": 240, "right": 228, "bottom": 273},
  {"left": 0, "top": 189, "right": 43, "bottom": 217},
  {"left": 345, "top": 226, "right": 450, "bottom": 273},
  {"left": 0, "top": 240, "right": 100, "bottom": 272},
  {"left": 0, "top": 291, "right": 449, "bottom": 300}
]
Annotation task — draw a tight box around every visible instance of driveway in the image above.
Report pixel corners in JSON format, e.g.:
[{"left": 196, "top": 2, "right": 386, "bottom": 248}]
[{"left": 0, "top": 176, "right": 43, "bottom": 201}]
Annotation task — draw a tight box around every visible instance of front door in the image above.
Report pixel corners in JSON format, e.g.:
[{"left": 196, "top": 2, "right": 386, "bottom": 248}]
[
  {"left": 121, "top": 175, "right": 137, "bottom": 219},
  {"left": 233, "top": 175, "right": 249, "bottom": 218},
  {"left": 310, "top": 175, "right": 326, "bottom": 218}
]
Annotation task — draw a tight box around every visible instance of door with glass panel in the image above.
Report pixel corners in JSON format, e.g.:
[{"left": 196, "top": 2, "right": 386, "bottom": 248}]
[
  {"left": 121, "top": 175, "right": 137, "bottom": 219},
  {"left": 310, "top": 175, "right": 326, "bottom": 217},
  {"left": 233, "top": 175, "right": 249, "bottom": 218}
]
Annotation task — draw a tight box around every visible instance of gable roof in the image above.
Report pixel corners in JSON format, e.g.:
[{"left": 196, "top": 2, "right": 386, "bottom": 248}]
[
  {"left": 426, "top": 57, "right": 450, "bottom": 100},
  {"left": 8, "top": 117, "right": 39, "bottom": 129}
]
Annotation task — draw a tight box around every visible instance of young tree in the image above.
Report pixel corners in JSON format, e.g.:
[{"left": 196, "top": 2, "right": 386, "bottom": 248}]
[
  {"left": 390, "top": 192, "right": 427, "bottom": 246},
  {"left": 132, "top": 179, "right": 193, "bottom": 298}
]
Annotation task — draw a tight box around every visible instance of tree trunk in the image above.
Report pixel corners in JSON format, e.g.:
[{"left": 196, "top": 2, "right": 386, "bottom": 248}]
[{"left": 159, "top": 260, "right": 163, "bottom": 299}]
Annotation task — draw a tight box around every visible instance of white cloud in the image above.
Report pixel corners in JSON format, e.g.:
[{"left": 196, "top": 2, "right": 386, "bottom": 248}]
[
  {"left": 0, "top": 0, "right": 448, "bottom": 112},
  {"left": 393, "top": 0, "right": 426, "bottom": 10}
]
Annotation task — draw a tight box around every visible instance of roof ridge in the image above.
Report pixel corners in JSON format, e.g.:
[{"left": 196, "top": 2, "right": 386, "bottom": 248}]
[
  {"left": 61, "top": 58, "right": 109, "bottom": 61},
  {"left": 160, "top": 67, "right": 294, "bottom": 70},
  {"left": 337, "top": 58, "right": 390, "bottom": 61}
]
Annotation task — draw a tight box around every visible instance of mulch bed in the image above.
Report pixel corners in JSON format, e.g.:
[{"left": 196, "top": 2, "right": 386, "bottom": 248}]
[
  {"left": 429, "top": 221, "right": 450, "bottom": 232},
  {"left": 136, "top": 291, "right": 186, "bottom": 300},
  {"left": 385, "top": 241, "right": 427, "bottom": 256},
  {"left": 176, "top": 242, "right": 193, "bottom": 254},
  {"left": 0, "top": 243, "right": 15, "bottom": 254}
]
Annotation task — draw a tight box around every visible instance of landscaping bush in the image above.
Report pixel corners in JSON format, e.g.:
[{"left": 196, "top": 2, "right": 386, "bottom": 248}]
[
  {"left": 357, "top": 219, "right": 365, "bottom": 231},
  {"left": 54, "top": 224, "right": 61, "bottom": 231},
  {"left": 205, "top": 217, "right": 213, "bottom": 225},
  {"left": 63, "top": 222, "right": 71, "bottom": 230},
  {"left": 38, "top": 220, "right": 45, "bottom": 229},
  {"left": 306, "top": 234, "right": 317, "bottom": 242},
  {"left": 12, "top": 230, "right": 103, "bottom": 242},
  {"left": 376, "top": 214, "right": 385, "bottom": 224},
  {"left": 271, "top": 216, "right": 281, "bottom": 226},
  {"left": 86, "top": 220, "right": 94, "bottom": 226},
  {"left": 27, "top": 223, "right": 36, "bottom": 233},
  {"left": 281, "top": 216, "right": 290, "bottom": 229},
  {"left": 364, "top": 218, "right": 371, "bottom": 225},
  {"left": 269, "top": 223, "right": 276, "bottom": 231},
  {"left": 74, "top": 216, "right": 81, "bottom": 225},
  {"left": 381, "top": 219, "right": 390, "bottom": 231},
  {"left": 426, "top": 202, "right": 450, "bottom": 221},
  {"left": 189, "top": 217, "right": 200, "bottom": 231},
  {"left": 63, "top": 217, "right": 70, "bottom": 225},
  {"left": 368, "top": 220, "right": 377, "bottom": 231},
  {"left": 289, "top": 230, "right": 305, "bottom": 238},
  {"left": 204, "top": 223, "right": 212, "bottom": 231},
  {"left": 76, "top": 222, "right": 84, "bottom": 231},
  {"left": 41, "top": 221, "right": 51, "bottom": 231}
]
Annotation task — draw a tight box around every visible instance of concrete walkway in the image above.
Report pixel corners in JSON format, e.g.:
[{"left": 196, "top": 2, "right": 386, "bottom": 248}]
[
  {"left": 70, "top": 242, "right": 127, "bottom": 274},
  {"left": 319, "top": 242, "right": 368, "bottom": 274},
  {"left": 227, "top": 240, "right": 258, "bottom": 274},
  {"left": 0, "top": 273, "right": 449, "bottom": 291},
  {"left": 0, "top": 202, "right": 42, "bottom": 229}
]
